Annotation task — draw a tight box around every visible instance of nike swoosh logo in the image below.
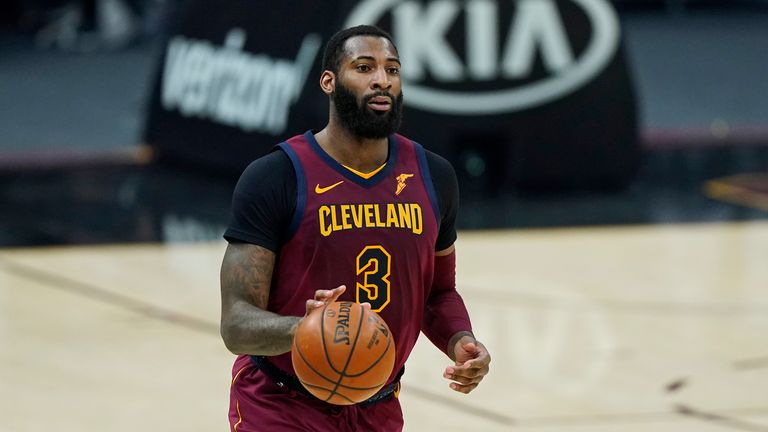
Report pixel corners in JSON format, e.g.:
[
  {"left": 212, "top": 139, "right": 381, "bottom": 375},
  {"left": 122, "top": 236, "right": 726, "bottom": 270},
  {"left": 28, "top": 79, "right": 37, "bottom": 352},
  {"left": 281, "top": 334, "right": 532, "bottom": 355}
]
[{"left": 315, "top": 181, "right": 344, "bottom": 194}]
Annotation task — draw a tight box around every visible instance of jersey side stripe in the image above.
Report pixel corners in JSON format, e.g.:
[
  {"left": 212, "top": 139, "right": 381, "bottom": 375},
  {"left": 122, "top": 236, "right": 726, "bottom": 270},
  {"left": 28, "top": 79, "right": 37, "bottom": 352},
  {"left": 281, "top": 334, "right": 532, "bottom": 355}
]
[
  {"left": 277, "top": 142, "right": 307, "bottom": 242},
  {"left": 412, "top": 141, "right": 441, "bottom": 227}
]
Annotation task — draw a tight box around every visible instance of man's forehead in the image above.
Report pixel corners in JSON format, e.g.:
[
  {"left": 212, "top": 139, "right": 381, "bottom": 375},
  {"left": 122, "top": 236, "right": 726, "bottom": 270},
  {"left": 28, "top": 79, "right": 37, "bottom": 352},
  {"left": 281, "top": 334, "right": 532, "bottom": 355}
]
[{"left": 341, "top": 36, "right": 399, "bottom": 61}]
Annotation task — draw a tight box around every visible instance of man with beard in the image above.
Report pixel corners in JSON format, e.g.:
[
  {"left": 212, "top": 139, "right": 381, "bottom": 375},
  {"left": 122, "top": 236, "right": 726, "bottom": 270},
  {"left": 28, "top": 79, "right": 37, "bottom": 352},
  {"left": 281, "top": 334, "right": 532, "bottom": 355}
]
[{"left": 219, "top": 25, "right": 491, "bottom": 431}]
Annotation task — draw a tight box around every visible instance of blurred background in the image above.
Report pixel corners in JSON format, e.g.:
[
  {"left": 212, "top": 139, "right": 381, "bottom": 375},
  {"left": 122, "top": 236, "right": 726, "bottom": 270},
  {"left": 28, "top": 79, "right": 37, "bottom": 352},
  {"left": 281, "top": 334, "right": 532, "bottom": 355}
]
[
  {"left": 1, "top": 0, "right": 767, "bottom": 431},
  {"left": 0, "top": 0, "right": 767, "bottom": 243}
]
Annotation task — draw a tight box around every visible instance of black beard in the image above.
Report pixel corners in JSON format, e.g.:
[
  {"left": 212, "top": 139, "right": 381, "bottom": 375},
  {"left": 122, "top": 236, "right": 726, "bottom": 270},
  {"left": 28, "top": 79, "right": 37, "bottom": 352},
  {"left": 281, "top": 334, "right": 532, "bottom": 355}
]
[{"left": 332, "top": 79, "right": 403, "bottom": 139}]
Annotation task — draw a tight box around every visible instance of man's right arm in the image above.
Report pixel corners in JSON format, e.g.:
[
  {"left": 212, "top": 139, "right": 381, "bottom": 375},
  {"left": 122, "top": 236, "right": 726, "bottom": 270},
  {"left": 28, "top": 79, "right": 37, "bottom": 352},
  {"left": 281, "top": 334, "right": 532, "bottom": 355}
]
[
  {"left": 219, "top": 242, "right": 299, "bottom": 356},
  {"left": 220, "top": 150, "right": 350, "bottom": 355},
  {"left": 220, "top": 151, "right": 302, "bottom": 355}
]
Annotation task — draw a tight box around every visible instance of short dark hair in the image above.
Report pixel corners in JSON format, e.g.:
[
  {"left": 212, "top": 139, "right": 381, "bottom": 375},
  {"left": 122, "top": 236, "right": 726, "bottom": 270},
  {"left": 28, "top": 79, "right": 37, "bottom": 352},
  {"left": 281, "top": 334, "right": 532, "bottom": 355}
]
[{"left": 321, "top": 25, "right": 397, "bottom": 74}]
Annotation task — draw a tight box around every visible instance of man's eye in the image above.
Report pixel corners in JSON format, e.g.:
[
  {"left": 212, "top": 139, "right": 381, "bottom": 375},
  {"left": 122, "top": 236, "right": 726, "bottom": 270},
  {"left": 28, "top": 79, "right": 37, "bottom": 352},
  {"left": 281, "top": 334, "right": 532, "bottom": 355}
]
[
  {"left": 356, "top": 64, "right": 371, "bottom": 72},
  {"left": 388, "top": 67, "right": 400, "bottom": 75}
]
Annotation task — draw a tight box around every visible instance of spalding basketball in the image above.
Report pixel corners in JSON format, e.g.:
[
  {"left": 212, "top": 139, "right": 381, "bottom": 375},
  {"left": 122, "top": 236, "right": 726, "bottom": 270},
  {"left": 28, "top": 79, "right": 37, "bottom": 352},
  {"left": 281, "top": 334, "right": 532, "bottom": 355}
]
[{"left": 291, "top": 301, "right": 396, "bottom": 405}]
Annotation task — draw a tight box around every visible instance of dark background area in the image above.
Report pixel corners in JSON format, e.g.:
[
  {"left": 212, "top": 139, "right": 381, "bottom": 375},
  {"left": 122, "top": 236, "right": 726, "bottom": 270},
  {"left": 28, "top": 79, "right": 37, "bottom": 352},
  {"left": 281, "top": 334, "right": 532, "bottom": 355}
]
[{"left": 1, "top": 0, "right": 767, "bottom": 247}]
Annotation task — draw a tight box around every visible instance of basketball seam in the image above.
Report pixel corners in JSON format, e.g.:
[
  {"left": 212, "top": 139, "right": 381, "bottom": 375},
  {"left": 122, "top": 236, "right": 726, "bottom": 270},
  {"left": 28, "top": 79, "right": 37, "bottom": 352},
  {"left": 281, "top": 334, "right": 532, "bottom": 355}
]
[
  {"left": 298, "top": 381, "right": 357, "bottom": 404},
  {"left": 293, "top": 338, "right": 338, "bottom": 386},
  {"left": 319, "top": 303, "right": 343, "bottom": 374},
  {"left": 294, "top": 344, "right": 387, "bottom": 398},
  {"left": 344, "top": 332, "right": 393, "bottom": 378},
  {"left": 298, "top": 376, "right": 385, "bottom": 391},
  {"left": 326, "top": 303, "right": 366, "bottom": 401}
]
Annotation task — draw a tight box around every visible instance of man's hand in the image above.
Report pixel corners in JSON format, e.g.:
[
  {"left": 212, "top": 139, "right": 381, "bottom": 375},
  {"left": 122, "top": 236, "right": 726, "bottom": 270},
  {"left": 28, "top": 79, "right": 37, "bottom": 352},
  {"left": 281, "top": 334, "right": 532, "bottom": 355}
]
[
  {"left": 304, "top": 285, "right": 347, "bottom": 315},
  {"left": 443, "top": 333, "right": 491, "bottom": 394}
]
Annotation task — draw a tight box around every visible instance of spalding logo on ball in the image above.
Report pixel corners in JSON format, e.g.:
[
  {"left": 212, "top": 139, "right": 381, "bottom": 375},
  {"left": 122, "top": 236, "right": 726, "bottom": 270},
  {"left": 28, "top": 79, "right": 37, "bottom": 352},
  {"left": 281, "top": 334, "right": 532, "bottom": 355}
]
[{"left": 291, "top": 301, "right": 396, "bottom": 405}]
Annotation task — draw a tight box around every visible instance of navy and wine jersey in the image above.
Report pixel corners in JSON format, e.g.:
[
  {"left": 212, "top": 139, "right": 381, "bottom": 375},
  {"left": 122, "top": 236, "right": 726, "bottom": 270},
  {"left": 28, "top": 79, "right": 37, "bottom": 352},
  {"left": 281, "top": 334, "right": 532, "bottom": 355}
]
[{"left": 225, "top": 130, "right": 459, "bottom": 385}]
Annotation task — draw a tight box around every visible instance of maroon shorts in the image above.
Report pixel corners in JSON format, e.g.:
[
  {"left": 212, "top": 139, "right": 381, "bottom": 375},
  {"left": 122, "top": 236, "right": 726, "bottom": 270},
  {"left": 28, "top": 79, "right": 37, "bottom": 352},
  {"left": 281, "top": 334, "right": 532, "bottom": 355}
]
[{"left": 228, "top": 355, "right": 404, "bottom": 432}]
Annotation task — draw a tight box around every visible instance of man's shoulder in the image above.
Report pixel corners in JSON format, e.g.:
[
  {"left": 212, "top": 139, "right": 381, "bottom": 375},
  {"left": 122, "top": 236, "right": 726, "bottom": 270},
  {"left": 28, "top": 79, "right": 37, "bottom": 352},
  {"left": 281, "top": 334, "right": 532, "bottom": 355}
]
[
  {"left": 240, "top": 148, "right": 293, "bottom": 182},
  {"left": 423, "top": 148, "right": 452, "bottom": 168}
]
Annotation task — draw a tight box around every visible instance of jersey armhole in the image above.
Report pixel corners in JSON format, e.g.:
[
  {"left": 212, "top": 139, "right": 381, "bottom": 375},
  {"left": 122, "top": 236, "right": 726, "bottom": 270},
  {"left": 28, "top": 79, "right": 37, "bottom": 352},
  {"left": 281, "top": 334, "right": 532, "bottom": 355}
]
[
  {"left": 276, "top": 143, "right": 306, "bottom": 242},
  {"left": 412, "top": 141, "right": 441, "bottom": 227}
]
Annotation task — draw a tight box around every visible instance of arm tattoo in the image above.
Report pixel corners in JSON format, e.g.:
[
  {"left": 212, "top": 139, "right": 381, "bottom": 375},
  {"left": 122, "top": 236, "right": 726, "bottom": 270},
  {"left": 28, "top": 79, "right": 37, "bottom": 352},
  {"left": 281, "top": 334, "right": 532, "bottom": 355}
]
[
  {"left": 224, "top": 243, "right": 274, "bottom": 309},
  {"left": 220, "top": 243, "right": 300, "bottom": 355}
]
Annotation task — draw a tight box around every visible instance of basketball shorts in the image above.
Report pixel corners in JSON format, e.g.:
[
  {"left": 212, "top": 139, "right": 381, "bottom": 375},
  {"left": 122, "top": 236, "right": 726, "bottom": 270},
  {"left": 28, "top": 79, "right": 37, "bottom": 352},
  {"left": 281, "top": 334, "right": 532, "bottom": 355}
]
[{"left": 228, "top": 355, "right": 404, "bottom": 432}]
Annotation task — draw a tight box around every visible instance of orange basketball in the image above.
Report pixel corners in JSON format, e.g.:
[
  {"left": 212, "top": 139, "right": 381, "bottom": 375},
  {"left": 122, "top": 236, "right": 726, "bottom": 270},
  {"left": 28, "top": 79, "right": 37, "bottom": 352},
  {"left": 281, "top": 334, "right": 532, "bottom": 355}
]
[{"left": 291, "top": 301, "right": 396, "bottom": 405}]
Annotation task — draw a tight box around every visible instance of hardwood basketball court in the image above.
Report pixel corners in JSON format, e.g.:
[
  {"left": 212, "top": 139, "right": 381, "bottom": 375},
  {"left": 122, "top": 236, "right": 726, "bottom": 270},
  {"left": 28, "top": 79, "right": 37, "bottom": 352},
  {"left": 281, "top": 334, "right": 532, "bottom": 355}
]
[{"left": 2, "top": 221, "right": 766, "bottom": 431}]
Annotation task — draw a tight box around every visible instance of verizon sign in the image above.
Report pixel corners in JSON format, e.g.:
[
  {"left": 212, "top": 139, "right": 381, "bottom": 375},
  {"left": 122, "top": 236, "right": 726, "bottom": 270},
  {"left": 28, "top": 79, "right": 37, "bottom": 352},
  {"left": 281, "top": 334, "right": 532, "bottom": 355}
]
[
  {"left": 161, "top": 30, "right": 321, "bottom": 134},
  {"left": 345, "top": 0, "right": 620, "bottom": 115}
]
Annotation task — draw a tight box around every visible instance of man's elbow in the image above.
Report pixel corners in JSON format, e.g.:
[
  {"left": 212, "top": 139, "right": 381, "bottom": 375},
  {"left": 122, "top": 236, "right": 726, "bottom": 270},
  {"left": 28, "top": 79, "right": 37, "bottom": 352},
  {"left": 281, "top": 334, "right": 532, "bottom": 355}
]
[{"left": 220, "top": 320, "right": 246, "bottom": 355}]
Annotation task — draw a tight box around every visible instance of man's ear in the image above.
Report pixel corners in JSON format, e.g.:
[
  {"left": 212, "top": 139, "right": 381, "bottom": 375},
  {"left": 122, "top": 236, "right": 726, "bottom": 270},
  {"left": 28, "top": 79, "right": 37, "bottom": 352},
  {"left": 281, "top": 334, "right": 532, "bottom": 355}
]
[{"left": 320, "top": 70, "right": 335, "bottom": 95}]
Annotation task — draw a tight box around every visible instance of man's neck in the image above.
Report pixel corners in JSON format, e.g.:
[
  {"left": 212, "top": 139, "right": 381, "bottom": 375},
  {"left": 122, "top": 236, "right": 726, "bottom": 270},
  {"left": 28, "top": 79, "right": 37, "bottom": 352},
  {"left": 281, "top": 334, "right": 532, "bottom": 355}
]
[{"left": 314, "top": 123, "right": 389, "bottom": 173}]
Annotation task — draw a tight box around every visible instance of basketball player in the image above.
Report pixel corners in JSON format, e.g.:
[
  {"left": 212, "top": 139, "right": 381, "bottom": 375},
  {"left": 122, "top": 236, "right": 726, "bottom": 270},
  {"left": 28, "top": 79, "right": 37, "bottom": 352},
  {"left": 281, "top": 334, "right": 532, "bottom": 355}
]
[{"left": 220, "top": 25, "right": 491, "bottom": 431}]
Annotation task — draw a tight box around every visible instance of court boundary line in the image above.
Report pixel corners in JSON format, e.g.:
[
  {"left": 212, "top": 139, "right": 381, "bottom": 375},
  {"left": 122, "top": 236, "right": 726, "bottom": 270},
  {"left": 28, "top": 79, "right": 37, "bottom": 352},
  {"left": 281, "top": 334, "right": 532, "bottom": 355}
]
[
  {"left": 0, "top": 257, "right": 219, "bottom": 334},
  {"left": 405, "top": 385, "right": 768, "bottom": 429},
  {"left": 675, "top": 404, "right": 768, "bottom": 432}
]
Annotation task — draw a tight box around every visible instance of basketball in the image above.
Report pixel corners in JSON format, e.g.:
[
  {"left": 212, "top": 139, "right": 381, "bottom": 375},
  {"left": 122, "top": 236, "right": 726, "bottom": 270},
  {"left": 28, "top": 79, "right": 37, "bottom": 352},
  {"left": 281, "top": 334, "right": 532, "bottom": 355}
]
[{"left": 291, "top": 301, "right": 396, "bottom": 405}]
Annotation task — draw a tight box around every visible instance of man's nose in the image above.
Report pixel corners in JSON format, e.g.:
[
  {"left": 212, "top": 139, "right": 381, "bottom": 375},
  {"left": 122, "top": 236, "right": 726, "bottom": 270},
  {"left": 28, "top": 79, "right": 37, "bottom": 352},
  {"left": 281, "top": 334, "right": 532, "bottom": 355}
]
[{"left": 371, "top": 67, "right": 392, "bottom": 91}]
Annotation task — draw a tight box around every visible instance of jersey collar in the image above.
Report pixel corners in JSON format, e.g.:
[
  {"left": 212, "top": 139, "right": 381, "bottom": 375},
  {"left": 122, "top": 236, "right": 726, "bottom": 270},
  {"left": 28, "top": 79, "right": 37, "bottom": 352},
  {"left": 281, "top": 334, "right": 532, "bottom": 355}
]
[{"left": 303, "top": 130, "right": 398, "bottom": 188}]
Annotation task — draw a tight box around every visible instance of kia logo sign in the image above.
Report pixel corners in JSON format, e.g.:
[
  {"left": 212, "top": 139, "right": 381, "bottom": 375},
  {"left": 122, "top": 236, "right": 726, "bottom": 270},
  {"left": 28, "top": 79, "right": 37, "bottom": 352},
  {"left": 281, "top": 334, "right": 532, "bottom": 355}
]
[{"left": 345, "top": 0, "right": 620, "bottom": 115}]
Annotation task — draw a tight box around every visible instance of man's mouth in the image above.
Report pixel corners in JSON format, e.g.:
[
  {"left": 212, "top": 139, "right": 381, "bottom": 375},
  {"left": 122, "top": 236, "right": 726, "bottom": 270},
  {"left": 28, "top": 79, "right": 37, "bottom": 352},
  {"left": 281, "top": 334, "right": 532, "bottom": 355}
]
[{"left": 366, "top": 95, "right": 392, "bottom": 112}]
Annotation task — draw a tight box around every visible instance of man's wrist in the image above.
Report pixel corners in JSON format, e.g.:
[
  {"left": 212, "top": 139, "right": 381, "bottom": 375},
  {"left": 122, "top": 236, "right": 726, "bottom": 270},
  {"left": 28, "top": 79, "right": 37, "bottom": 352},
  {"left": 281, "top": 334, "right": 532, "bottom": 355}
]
[{"left": 447, "top": 330, "right": 475, "bottom": 361}]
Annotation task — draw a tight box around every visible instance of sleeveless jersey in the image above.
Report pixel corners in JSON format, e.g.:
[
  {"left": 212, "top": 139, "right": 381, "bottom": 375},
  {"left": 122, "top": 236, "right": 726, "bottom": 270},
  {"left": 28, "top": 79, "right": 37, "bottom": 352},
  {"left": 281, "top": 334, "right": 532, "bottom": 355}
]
[{"left": 266, "top": 130, "right": 440, "bottom": 384}]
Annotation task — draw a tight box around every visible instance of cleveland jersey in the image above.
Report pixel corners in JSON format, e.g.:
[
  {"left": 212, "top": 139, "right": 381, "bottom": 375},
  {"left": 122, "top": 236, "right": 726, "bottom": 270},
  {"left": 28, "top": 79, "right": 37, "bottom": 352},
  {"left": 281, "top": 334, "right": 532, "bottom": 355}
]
[{"left": 266, "top": 131, "right": 440, "bottom": 384}]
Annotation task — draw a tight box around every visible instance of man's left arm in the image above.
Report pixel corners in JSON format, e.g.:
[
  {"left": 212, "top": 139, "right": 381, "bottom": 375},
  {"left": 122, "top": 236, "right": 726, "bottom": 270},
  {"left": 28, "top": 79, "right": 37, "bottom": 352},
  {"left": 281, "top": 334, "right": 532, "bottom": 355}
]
[
  {"left": 421, "top": 149, "right": 491, "bottom": 393},
  {"left": 422, "top": 244, "right": 491, "bottom": 394}
]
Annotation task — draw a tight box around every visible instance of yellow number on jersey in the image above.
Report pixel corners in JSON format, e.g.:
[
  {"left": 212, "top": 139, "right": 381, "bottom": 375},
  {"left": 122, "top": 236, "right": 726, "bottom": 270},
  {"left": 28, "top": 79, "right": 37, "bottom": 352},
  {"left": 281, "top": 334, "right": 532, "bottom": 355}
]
[{"left": 356, "top": 245, "right": 391, "bottom": 312}]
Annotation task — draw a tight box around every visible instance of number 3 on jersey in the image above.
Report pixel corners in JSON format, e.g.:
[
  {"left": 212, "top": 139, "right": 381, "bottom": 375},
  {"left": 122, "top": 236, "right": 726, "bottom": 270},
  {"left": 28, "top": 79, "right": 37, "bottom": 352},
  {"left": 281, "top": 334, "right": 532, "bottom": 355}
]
[{"left": 356, "top": 245, "right": 391, "bottom": 312}]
